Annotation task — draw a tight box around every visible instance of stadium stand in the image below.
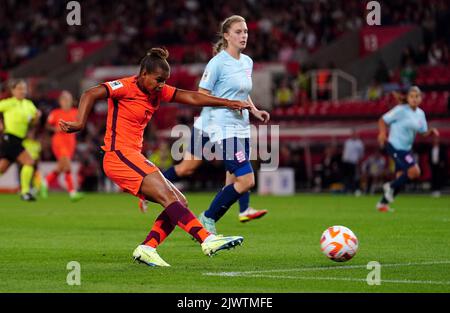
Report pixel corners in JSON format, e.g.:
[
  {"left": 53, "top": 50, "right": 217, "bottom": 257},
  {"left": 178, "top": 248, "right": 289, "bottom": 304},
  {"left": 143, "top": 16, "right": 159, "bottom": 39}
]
[{"left": 1, "top": 0, "right": 449, "bottom": 192}]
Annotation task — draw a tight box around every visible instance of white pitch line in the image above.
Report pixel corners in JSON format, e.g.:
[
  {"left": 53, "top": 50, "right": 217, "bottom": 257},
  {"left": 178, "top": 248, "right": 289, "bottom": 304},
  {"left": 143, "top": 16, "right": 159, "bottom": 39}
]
[
  {"left": 234, "top": 274, "right": 450, "bottom": 285},
  {"left": 203, "top": 260, "right": 450, "bottom": 277}
]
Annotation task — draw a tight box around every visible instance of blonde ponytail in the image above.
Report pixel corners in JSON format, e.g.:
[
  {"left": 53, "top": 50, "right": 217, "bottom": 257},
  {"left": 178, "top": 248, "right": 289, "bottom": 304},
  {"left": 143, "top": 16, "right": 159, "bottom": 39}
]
[{"left": 213, "top": 15, "right": 246, "bottom": 55}]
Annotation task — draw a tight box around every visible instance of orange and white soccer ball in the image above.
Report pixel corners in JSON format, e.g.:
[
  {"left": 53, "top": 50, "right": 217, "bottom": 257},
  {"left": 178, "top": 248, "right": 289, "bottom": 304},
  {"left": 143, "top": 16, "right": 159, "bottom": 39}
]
[{"left": 320, "top": 226, "right": 359, "bottom": 262}]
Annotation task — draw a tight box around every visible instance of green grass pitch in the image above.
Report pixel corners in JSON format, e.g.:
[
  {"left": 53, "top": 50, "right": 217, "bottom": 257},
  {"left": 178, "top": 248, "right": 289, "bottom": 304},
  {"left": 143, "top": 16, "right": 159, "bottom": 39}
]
[{"left": 0, "top": 192, "right": 449, "bottom": 292}]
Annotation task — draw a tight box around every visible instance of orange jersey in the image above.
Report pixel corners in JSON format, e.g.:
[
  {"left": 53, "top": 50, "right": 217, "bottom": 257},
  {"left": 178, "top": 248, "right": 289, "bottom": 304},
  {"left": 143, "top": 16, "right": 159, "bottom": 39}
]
[
  {"left": 101, "top": 76, "right": 177, "bottom": 152},
  {"left": 47, "top": 108, "right": 78, "bottom": 143}
]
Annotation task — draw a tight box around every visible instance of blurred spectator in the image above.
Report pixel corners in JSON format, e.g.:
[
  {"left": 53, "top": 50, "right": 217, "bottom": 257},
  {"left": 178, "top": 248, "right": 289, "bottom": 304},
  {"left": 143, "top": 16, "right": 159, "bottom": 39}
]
[
  {"left": 295, "top": 67, "right": 311, "bottom": 105},
  {"left": 274, "top": 78, "right": 294, "bottom": 107},
  {"left": 147, "top": 141, "right": 173, "bottom": 171},
  {"left": 305, "top": 27, "right": 317, "bottom": 52},
  {"left": 341, "top": 130, "right": 364, "bottom": 194},
  {"left": 415, "top": 44, "right": 428, "bottom": 65},
  {"left": 428, "top": 42, "right": 447, "bottom": 65},
  {"left": 278, "top": 44, "right": 294, "bottom": 62},
  {"left": 321, "top": 146, "right": 342, "bottom": 191},
  {"left": 422, "top": 10, "right": 437, "bottom": 45},
  {"left": 400, "top": 58, "right": 417, "bottom": 85},
  {"left": 374, "top": 60, "right": 390, "bottom": 84},
  {"left": 361, "top": 150, "right": 386, "bottom": 194},
  {"left": 279, "top": 144, "right": 293, "bottom": 167},
  {"left": 428, "top": 137, "right": 447, "bottom": 197},
  {"left": 400, "top": 46, "right": 416, "bottom": 67},
  {"left": 316, "top": 68, "right": 332, "bottom": 100},
  {"left": 345, "top": 12, "right": 363, "bottom": 31},
  {"left": 366, "top": 82, "right": 383, "bottom": 101},
  {"left": 78, "top": 159, "right": 99, "bottom": 192}
]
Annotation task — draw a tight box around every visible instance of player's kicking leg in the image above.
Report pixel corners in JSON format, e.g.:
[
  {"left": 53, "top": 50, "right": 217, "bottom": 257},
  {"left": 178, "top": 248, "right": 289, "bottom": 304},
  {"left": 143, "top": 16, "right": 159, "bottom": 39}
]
[
  {"left": 138, "top": 153, "right": 203, "bottom": 213},
  {"left": 133, "top": 170, "right": 243, "bottom": 267}
]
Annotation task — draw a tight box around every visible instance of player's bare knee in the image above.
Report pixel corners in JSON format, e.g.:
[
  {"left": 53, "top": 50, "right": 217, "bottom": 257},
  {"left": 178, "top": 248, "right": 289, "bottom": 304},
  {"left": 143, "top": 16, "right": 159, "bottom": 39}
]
[
  {"left": 174, "top": 188, "right": 188, "bottom": 205},
  {"left": 187, "top": 166, "right": 199, "bottom": 176},
  {"left": 225, "top": 172, "right": 236, "bottom": 186},
  {"left": 235, "top": 175, "right": 255, "bottom": 192},
  {"left": 142, "top": 187, "right": 175, "bottom": 207},
  {"left": 177, "top": 164, "right": 195, "bottom": 177},
  {"left": 179, "top": 194, "right": 188, "bottom": 207},
  {"left": 148, "top": 182, "right": 179, "bottom": 207},
  {"left": 161, "top": 191, "right": 179, "bottom": 207},
  {"left": 181, "top": 167, "right": 194, "bottom": 177},
  {"left": 408, "top": 166, "right": 420, "bottom": 179},
  {"left": 246, "top": 174, "right": 255, "bottom": 188},
  {"left": 246, "top": 177, "right": 255, "bottom": 189},
  {"left": 26, "top": 159, "right": 35, "bottom": 167}
]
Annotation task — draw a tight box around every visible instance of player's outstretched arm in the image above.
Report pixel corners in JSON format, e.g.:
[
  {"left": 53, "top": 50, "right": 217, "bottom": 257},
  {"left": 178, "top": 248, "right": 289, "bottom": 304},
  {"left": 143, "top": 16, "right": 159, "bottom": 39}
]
[
  {"left": 173, "top": 89, "right": 251, "bottom": 110},
  {"left": 421, "top": 128, "right": 439, "bottom": 137},
  {"left": 59, "top": 85, "right": 107, "bottom": 133}
]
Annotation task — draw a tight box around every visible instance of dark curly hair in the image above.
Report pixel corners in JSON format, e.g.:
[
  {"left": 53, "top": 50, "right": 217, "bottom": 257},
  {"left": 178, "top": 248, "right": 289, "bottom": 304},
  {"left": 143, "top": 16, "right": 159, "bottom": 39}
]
[{"left": 139, "top": 47, "right": 170, "bottom": 74}]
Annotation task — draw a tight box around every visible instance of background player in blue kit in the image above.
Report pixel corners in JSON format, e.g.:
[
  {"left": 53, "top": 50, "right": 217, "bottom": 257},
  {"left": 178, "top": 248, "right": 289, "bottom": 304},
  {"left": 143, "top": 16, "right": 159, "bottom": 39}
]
[
  {"left": 376, "top": 87, "right": 440, "bottom": 212},
  {"left": 162, "top": 15, "right": 270, "bottom": 232}
]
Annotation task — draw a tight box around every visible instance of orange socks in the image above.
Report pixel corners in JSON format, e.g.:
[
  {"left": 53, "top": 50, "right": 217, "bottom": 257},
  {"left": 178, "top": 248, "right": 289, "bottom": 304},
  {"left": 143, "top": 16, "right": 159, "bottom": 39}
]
[
  {"left": 144, "top": 210, "right": 175, "bottom": 248},
  {"left": 64, "top": 172, "right": 74, "bottom": 193},
  {"left": 144, "top": 201, "right": 210, "bottom": 248},
  {"left": 46, "top": 171, "right": 58, "bottom": 185}
]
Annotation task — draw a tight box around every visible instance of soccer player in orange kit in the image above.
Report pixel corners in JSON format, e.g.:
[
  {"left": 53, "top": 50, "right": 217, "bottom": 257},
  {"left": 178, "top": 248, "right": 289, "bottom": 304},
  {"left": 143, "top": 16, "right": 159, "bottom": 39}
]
[
  {"left": 41, "top": 90, "right": 83, "bottom": 201},
  {"left": 59, "top": 48, "right": 251, "bottom": 267}
]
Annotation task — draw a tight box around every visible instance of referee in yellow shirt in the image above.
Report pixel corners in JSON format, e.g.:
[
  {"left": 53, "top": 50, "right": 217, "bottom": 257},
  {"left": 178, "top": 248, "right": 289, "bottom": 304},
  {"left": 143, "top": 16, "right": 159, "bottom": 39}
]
[{"left": 0, "top": 79, "right": 41, "bottom": 201}]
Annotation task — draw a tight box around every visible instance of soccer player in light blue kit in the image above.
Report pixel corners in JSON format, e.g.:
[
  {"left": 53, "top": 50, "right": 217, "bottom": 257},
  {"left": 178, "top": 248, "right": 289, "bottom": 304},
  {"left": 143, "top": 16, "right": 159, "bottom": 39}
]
[
  {"left": 162, "top": 15, "right": 270, "bottom": 232},
  {"left": 376, "top": 86, "right": 439, "bottom": 212}
]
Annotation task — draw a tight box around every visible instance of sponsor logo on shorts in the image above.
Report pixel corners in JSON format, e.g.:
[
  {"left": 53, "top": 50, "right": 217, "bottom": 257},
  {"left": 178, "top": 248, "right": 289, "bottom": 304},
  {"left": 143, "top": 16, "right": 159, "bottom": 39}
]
[
  {"left": 235, "top": 151, "right": 246, "bottom": 163},
  {"left": 405, "top": 154, "right": 414, "bottom": 164}
]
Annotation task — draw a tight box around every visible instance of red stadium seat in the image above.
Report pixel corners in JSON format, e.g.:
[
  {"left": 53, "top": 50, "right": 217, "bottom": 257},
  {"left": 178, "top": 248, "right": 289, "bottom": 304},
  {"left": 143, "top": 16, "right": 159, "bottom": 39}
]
[
  {"left": 416, "top": 65, "right": 450, "bottom": 85},
  {"left": 294, "top": 106, "right": 306, "bottom": 116}
]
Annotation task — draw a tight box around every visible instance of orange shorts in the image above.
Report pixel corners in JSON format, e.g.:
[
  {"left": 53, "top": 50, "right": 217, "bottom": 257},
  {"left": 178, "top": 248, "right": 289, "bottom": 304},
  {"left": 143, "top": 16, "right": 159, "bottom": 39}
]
[
  {"left": 103, "top": 149, "right": 159, "bottom": 196},
  {"left": 52, "top": 135, "right": 76, "bottom": 160},
  {"left": 52, "top": 143, "right": 75, "bottom": 160}
]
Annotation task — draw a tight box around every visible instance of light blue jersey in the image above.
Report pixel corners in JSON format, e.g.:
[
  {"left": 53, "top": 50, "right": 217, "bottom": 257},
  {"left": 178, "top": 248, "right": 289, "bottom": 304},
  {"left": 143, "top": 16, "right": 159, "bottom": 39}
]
[
  {"left": 195, "top": 50, "right": 253, "bottom": 142},
  {"left": 382, "top": 104, "right": 428, "bottom": 151},
  {"left": 193, "top": 106, "right": 212, "bottom": 135}
]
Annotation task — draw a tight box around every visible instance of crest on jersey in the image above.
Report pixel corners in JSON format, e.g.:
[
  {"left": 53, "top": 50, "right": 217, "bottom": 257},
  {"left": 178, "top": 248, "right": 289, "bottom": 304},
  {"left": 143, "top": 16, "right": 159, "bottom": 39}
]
[
  {"left": 107, "top": 80, "right": 123, "bottom": 90},
  {"left": 418, "top": 120, "right": 423, "bottom": 129}
]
